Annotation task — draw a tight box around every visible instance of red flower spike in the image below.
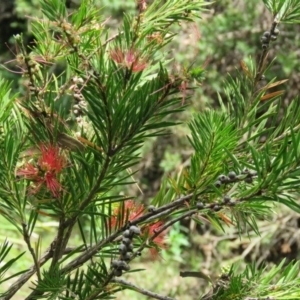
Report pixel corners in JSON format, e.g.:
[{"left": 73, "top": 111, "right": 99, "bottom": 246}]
[
  {"left": 44, "top": 172, "right": 63, "bottom": 198},
  {"left": 17, "top": 144, "right": 66, "bottom": 198},
  {"left": 144, "top": 221, "right": 168, "bottom": 259},
  {"left": 109, "top": 200, "right": 168, "bottom": 259},
  {"left": 39, "top": 144, "right": 65, "bottom": 173},
  {"left": 110, "top": 200, "right": 144, "bottom": 229}
]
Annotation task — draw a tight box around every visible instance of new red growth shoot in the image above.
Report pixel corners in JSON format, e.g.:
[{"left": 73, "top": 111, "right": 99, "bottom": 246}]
[{"left": 110, "top": 47, "right": 147, "bottom": 72}]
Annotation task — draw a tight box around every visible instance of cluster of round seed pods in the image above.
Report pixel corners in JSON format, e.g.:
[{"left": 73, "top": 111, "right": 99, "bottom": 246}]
[
  {"left": 222, "top": 194, "right": 236, "bottom": 206},
  {"left": 261, "top": 26, "right": 280, "bottom": 49},
  {"left": 241, "top": 168, "right": 257, "bottom": 184},
  {"left": 214, "top": 169, "right": 257, "bottom": 188},
  {"left": 111, "top": 225, "right": 141, "bottom": 277},
  {"left": 71, "top": 77, "right": 86, "bottom": 117},
  {"left": 214, "top": 171, "right": 237, "bottom": 188}
]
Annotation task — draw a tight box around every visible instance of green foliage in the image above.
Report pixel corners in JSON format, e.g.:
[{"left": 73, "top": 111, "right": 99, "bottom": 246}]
[
  {"left": 1, "top": 0, "right": 300, "bottom": 299},
  {"left": 0, "top": 240, "right": 26, "bottom": 285},
  {"left": 207, "top": 259, "right": 300, "bottom": 299}
]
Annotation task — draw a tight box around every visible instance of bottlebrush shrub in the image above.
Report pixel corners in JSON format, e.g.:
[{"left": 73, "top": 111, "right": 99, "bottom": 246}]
[{"left": 2, "top": 0, "right": 300, "bottom": 299}]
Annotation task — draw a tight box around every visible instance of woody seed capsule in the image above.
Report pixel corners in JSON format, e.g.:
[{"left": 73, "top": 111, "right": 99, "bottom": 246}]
[
  {"left": 214, "top": 180, "right": 222, "bottom": 188},
  {"left": 223, "top": 195, "right": 231, "bottom": 203},
  {"left": 273, "top": 28, "right": 280, "bottom": 35},
  {"left": 114, "top": 269, "right": 123, "bottom": 277},
  {"left": 228, "top": 171, "right": 236, "bottom": 180},
  {"left": 218, "top": 175, "right": 227, "bottom": 182},
  {"left": 129, "top": 225, "right": 141, "bottom": 235},
  {"left": 119, "top": 244, "right": 127, "bottom": 255},
  {"left": 196, "top": 202, "right": 204, "bottom": 209},
  {"left": 123, "top": 229, "right": 131, "bottom": 238},
  {"left": 122, "top": 237, "right": 132, "bottom": 245}
]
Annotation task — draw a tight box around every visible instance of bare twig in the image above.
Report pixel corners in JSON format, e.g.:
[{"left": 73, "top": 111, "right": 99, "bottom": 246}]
[{"left": 112, "top": 278, "right": 176, "bottom": 300}]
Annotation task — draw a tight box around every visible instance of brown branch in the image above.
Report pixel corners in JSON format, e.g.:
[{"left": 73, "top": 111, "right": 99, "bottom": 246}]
[
  {"left": 112, "top": 278, "right": 176, "bottom": 300},
  {"left": 21, "top": 223, "right": 41, "bottom": 281},
  {"left": 60, "top": 193, "right": 194, "bottom": 275},
  {"left": 50, "top": 217, "right": 65, "bottom": 269}
]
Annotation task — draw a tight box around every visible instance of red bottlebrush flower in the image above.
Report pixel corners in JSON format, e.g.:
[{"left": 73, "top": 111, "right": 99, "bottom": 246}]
[
  {"left": 110, "top": 200, "right": 144, "bottom": 229},
  {"left": 17, "top": 144, "right": 66, "bottom": 198},
  {"left": 38, "top": 144, "right": 65, "bottom": 174},
  {"left": 109, "top": 200, "right": 167, "bottom": 258},
  {"left": 143, "top": 221, "right": 168, "bottom": 259},
  {"left": 110, "top": 47, "right": 147, "bottom": 72}
]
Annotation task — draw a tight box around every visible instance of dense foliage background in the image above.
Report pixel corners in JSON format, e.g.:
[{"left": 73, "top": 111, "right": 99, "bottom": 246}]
[{"left": 1, "top": 1, "right": 300, "bottom": 299}]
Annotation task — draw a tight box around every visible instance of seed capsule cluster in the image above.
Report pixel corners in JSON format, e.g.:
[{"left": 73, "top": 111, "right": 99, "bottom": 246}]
[
  {"left": 214, "top": 171, "right": 237, "bottom": 188},
  {"left": 111, "top": 225, "right": 141, "bottom": 277},
  {"left": 241, "top": 168, "right": 257, "bottom": 184},
  {"left": 260, "top": 25, "right": 280, "bottom": 49},
  {"left": 71, "top": 77, "right": 86, "bottom": 117},
  {"left": 148, "top": 205, "right": 156, "bottom": 213},
  {"left": 222, "top": 194, "right": 236, "bottom": 206},
  {"left": 214, "top": 169, "right": 257, "bottom": 188}
]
